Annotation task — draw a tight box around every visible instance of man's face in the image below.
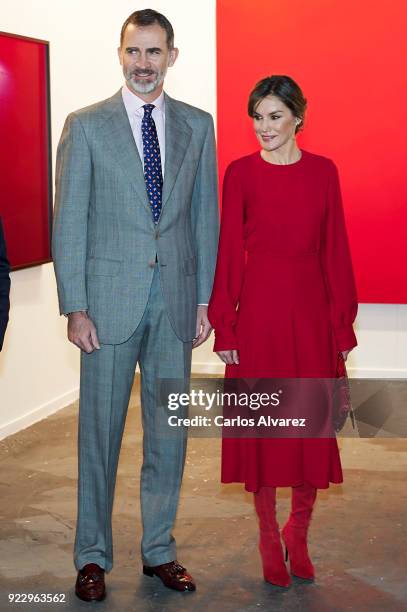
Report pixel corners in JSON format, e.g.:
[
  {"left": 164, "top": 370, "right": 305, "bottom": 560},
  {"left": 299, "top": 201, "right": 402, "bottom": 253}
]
[{"left": 118, "top": 23, "right": 178, "bottom": 96}]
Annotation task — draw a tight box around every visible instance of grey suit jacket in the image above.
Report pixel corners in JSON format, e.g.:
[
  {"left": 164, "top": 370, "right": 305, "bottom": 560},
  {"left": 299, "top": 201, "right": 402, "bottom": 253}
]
[{"left": 52, "top": 89, "right": 219, "bottom": 344}]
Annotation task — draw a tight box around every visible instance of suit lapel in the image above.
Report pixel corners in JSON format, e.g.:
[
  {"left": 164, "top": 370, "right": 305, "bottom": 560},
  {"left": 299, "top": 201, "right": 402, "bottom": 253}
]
[
  {"left": 161, "top": 93, "right": 192, "bottom": 210},
  {"left": 98, "top": 90, "right": 192, "bottom": 223},
  {"left": 99, "top": 90, "right": 154, "bottom": 223}
]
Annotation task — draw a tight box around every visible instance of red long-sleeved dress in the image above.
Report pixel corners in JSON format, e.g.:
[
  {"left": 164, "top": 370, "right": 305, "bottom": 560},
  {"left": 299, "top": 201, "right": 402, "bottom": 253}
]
[{"left": 207, "top": 149, "right": 358, "bottom": 491}]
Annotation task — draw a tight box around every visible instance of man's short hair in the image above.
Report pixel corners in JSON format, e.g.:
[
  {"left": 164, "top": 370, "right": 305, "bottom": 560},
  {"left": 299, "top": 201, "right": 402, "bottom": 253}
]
[{"left": 120, "top": 9, "right": 174, "bottom": 49}]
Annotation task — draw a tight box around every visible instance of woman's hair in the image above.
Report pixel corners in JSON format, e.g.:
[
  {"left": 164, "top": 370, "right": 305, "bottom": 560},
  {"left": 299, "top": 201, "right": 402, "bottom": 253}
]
[{"left": 248, "top": 75, "right": 307, "bottom": 133}]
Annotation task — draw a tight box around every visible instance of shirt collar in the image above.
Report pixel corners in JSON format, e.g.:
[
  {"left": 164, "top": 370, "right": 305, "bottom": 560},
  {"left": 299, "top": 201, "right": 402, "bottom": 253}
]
[{"left": 121, "top": 84, "right": 165, "bottom": 117}]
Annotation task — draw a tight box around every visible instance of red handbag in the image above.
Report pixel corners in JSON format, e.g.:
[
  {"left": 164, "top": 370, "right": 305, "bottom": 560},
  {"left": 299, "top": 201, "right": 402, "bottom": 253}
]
[{"left": 332, "top": 352, "right": 355, "bottom": 432}]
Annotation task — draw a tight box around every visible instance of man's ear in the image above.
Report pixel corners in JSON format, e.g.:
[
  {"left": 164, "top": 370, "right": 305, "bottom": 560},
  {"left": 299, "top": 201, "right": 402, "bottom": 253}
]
[
  {"left": 117, "top": 46, "right": 123, "bottom": 65},
  {"left": 168, "top": 47, "right": 179, "bottom": 67}
]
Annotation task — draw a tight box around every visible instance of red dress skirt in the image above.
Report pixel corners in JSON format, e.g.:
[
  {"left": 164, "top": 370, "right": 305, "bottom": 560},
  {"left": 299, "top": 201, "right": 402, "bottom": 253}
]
[{"left": 208, "top": 149, "right": 358, "bottom": 491}]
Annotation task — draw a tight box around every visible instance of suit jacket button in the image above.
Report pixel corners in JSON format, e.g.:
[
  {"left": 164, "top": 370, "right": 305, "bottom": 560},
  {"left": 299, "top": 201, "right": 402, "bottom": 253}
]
[
  {"left": 155, "top": 231, "right": 160, "bottom": 239},
  {"left": 148, "top": 260, "right": 156, "bottom": 268}
]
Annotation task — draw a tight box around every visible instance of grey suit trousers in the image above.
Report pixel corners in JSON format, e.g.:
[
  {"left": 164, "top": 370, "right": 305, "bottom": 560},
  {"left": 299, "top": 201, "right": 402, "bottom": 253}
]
[{"left": 74, "top": 264, "right": 192, "bottom": 572}]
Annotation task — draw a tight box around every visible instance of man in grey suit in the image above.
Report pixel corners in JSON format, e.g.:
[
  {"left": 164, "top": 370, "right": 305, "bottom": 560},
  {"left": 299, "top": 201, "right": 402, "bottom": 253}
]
[{"left": 52, "top": 9, "right": 219, "bottom": 601}]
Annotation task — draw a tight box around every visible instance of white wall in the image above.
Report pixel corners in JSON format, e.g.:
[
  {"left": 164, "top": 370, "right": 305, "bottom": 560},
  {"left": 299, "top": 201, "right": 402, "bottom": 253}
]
[{"left": 0, "top": 0, "right": 406, "bottom": 441}]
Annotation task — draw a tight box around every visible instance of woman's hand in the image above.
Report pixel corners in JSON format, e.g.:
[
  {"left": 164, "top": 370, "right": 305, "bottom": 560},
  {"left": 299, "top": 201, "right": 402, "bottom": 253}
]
[
  {"left": 216, "top": 349, "right": 240, "bottom": 365},
  {"left": 341, "top": 349, "right": 350, "bottom": 361}
]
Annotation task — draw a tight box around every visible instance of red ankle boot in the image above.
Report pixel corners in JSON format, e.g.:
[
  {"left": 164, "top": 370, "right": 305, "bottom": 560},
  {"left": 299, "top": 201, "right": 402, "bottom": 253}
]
[
  {"left": 281, "top": 482, "right": 317, "bottom": 580},
  {"left": 254, "top": 487, "right": 291, "bottom": 587}
]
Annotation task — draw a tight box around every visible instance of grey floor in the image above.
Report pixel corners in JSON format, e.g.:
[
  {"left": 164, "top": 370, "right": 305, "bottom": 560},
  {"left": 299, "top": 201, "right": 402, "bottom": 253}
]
[{"left": 0, "top": 375, "right": 406, "bottom": 612}]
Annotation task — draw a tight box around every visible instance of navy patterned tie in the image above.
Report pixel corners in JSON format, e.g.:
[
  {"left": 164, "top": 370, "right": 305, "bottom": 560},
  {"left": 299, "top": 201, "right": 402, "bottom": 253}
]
[{"left": 141, "top": 104, "right": 163, "bottom": 224}]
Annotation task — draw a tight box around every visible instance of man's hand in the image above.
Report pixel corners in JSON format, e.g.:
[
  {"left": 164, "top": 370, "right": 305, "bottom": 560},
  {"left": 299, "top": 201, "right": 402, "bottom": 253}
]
[
  {"left": 216, "top": 350, "right": 239, "bottom": 365},
  {"left": 193, "top": 305, "right": 212, "bottom": 348},
  {"left": 67, "top": 311, "right": 100, "bottom": 353}
]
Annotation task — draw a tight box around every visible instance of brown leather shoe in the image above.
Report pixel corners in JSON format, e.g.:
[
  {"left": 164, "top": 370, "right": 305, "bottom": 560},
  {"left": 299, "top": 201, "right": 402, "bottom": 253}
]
[
  {"left": 75, "top": 563, "right": 106, "bottom": 601},
  {"left": 143, "top": 560, "right": 196, "bottom": 592}
]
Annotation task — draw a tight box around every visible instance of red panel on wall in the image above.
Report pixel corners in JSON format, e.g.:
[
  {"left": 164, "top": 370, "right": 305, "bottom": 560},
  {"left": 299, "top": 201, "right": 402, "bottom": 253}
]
[
  {"left": 0, "top": 32, "right": 52, "bottom": 269},
  {"left": 217, "top": 0, "right": 407, "bottom": 303}
]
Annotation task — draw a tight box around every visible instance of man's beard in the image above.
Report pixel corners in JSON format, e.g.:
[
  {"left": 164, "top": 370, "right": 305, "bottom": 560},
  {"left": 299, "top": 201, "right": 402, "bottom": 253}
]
[{"left": 125, "top": 68, "right": 166, "bottom": 95}]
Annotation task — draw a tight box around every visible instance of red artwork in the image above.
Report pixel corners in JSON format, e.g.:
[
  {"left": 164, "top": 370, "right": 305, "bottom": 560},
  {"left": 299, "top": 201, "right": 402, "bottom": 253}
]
[
  {"left": 0, "top": 32, "right": 52, "bottom": 269},
  {"left": 217, "top": 0, "right": 407, "bottom": 303}
]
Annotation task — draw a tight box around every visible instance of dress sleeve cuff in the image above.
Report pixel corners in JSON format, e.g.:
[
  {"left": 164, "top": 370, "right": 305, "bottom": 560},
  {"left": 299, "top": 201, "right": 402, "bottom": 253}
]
[
  {"left": 334, "top": 324, "right": 357, "bottom": 352},
  {"left": 213, "top": 328, "right": 239, "bottom": 352}
]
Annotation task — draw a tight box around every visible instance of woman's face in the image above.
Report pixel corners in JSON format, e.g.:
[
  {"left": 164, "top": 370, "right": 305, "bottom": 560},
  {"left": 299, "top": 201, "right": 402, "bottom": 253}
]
[{"left": 253, "top": 95, "right": 298, "bottom": 152}]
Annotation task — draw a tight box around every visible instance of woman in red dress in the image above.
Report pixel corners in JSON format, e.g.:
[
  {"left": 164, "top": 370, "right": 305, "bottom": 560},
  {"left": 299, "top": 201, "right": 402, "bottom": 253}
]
[{"left": 207, "top": 75, "right": 358, "bottom": 587}]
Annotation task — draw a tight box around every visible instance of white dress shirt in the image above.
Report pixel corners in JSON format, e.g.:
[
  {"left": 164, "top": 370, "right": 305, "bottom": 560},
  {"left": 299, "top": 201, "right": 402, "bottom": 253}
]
[{"left": 121, "top": 84, "right": 166, "bottom": 175}]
